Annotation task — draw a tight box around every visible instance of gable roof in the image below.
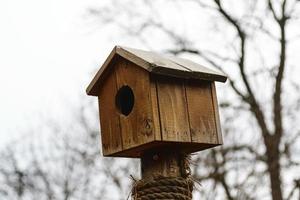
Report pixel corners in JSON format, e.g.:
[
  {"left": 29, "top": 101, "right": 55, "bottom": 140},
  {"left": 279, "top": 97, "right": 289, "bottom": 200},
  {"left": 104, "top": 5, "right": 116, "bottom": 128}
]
[{"left": 87, "top": 46, "right": 227, "bottom": 96}]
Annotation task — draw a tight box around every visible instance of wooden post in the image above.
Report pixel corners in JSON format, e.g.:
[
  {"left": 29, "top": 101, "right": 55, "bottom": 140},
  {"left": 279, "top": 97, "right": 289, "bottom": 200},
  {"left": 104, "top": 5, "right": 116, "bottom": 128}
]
[{"left": 141, "top": 150, "right": 183, "bottom": 179}]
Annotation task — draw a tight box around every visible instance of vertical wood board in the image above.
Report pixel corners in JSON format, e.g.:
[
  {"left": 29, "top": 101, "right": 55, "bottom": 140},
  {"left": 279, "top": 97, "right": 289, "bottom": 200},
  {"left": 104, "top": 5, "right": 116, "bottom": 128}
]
[
  {"left": 114, "top": 58, "right": 157, "bottom": 149},
  {"left": 150, "top": 80, "right": 162, "bottom": 141},
  {"left": 185, "top": 80, "right": 218, "bottom": 144},
  {"left": 155, "top": 76, "right": 191, "bottom": 142},
  {"left": 98, "top": 70, "right": 123, "bottom": 155}
]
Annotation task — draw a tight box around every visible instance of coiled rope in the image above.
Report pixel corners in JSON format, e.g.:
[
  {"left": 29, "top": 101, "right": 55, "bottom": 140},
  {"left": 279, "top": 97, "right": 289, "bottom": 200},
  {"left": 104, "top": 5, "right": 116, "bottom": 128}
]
[{"left": 132, "top": 176, "right": 194, "bottom": 200}]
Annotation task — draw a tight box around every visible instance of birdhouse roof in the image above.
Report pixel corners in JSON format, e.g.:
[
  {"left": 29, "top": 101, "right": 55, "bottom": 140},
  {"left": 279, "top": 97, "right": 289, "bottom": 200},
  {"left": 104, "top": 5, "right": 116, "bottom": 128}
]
[{"left": 87, "top": 46, "right": 227, "bottom": 96}]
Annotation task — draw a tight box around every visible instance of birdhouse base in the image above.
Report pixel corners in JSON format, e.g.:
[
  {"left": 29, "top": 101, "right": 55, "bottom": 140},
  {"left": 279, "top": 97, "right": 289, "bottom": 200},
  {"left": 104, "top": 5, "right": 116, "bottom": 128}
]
[{"left": 103, "top": 141, "right": 220, "bottom": 158}]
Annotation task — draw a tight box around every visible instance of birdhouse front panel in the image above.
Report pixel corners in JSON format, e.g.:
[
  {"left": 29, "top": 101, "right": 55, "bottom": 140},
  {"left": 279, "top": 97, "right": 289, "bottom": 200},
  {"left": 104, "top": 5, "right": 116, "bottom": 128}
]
[{"left": 98, "top": 56, "right": 160, "bottom": 156}]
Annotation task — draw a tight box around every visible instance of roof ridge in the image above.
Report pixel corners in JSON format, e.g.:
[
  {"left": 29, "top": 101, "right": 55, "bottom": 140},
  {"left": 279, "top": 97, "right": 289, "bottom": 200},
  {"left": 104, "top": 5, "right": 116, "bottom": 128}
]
[{"left": 86, "top": 46, "right": 227, "bottom": 96}]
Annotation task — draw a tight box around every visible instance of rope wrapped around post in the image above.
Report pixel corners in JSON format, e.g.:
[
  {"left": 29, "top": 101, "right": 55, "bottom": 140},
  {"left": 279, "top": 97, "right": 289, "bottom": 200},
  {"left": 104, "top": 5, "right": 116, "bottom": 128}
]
[
  {"left": 132, "top": 176, "right": 193, "bottom": 200},
  {"left": 132, "top": 150, "right": 194, "bottom": 200}
]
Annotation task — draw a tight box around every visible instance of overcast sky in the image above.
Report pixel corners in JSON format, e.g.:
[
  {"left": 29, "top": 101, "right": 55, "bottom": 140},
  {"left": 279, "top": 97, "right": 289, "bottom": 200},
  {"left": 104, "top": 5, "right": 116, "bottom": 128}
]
[{"left": 0, "top": 0, "right": 119, "bottom": 146}]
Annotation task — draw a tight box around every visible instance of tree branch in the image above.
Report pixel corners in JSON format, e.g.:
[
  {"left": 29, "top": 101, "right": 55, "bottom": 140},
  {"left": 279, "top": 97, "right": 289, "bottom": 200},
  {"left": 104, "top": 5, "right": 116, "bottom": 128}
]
[
  {"left": 268, "top": 0, "right": 280, "bottom": 22},
  {"left": 272, "top": 0, "right": 287, "bottom": 141},
  {"left": 213, "top": 0, "right": 271, "bottom": 140}
]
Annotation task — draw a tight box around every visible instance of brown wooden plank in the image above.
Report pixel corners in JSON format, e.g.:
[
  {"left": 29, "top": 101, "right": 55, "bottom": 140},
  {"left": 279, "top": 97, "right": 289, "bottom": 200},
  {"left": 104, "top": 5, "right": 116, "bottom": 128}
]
[
  {"left": 98, "top": 70, "right": 123, "bottom": 155},
  {"left": 117, "top": 46, "right": 190, "bottom": 72},
  {"left": 114, "top": 57, "right": 156, "bottom": 149},
  {"left": 211, "top": 82, "right": 223, "bottom": 144},
  {"left": 168, "top": 56, "right": 225, "bottom": 76},
  {"left": 155, "top": 76, "right": 191, "bottom": 142},
  {"left": 150, "top": 80, "right": 162, "bottom": 141},
  {"left": 185, "top": 80, "right": 219, "bottom": 144}
]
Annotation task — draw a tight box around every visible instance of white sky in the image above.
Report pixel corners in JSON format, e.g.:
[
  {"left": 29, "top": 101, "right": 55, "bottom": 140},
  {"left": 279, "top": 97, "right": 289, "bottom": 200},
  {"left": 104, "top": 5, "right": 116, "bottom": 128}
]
[{"left": 0, "top": 0, "right": 118, "bottom": 145}]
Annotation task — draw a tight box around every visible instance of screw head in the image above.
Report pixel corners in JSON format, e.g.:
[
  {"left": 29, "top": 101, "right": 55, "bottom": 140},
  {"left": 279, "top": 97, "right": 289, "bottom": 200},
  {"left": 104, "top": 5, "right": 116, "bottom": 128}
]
[{"left": 153, "top": 154, "right": 159, "bottom": 161}]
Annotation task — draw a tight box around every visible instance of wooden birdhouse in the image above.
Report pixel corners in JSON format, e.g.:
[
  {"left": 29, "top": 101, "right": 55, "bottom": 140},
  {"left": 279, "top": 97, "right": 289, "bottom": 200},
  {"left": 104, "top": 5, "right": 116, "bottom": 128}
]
[{"left": 86, "top": 46, "right": 227, "bottom": 157}]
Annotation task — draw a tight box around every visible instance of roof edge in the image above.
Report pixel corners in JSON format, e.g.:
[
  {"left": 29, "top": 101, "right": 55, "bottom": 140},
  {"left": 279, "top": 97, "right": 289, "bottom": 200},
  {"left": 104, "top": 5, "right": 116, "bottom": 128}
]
[
  {"left": 115, "top": 46, "right": 154, "bottom": 72},
  {"left": 86, "top": 46, "right": 117, "bottom": 96},
  {"left": 86, "top": 46, "right": 227, "bottom": 96}
]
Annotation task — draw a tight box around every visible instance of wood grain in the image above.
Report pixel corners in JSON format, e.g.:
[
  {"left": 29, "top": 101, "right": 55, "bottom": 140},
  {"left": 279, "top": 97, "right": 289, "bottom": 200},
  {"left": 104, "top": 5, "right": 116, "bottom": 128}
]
[
  {"left": 185, "top": 80, "right": 218, "bottom": 144},
  {"left": 141, "top": 150, "right": 182, "bottom": 179},
  {"left": 114, "top": 57, "right": 157, "bottom": 149},
  {"left": 98, "top": 69, "right": 123, "bottom": 155},
  {"left": 155, "top": 76, "right": 191, "bottom": 142},
  {"left": 150, "top": 79, "right": 162, "bottom": 141}
]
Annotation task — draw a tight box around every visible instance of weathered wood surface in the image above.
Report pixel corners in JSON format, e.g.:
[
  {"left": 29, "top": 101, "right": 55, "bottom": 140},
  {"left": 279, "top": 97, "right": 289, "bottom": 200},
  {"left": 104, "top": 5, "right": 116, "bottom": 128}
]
[
  {"left": 98, "top": 69, "right": 122, "bottom": 155},
  {"left": 155, "top": 76, "right": 191, "bottom": 142},
  {"left": 117, "top": 46, "right": 190, "bottom": 72},
  {"left": 141, "top": 150, "right": 182, "bottom": 179},
  {"left": 118, "top": 46, "right": 226, "bottom": 82},
  {"left": 99, "top": 75, "right": 222, "bottom": 156},
  {"left": 114, "top": 57, "right": 157, "bottom": 150},
  {"left": 150, "top": 80, "right": 162, "bottom": 141},
  {"left": 87, "top": 46, "right": 227, "bottom": 96},
  {"left": 185, "top": 80, "right": 218, "bottom": 144}
]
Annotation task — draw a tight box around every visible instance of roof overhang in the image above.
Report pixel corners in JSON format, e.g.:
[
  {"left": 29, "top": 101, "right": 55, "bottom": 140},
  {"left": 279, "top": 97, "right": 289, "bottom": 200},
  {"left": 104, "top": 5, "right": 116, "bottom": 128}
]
[{"left": 86, "top": 46, "right": 227, "bottom": 96}]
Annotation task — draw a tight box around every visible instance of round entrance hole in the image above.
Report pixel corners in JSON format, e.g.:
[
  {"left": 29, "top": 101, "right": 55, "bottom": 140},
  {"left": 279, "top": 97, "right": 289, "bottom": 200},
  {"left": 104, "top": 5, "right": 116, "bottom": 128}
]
[{"left": 115, "top": 86, "right": 135, "bottom": 116}]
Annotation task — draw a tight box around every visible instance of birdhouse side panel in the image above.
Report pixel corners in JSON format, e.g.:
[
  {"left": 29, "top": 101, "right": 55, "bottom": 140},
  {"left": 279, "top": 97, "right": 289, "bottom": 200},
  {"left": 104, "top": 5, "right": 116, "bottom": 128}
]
[
  {"left": 185, "top": 80, "right": 221, "bottom": 144},
  {"left": 155, "top": 76, "right": 191, "bottom": 142},
  {"left": 98, "top": 71, "right": 123, "bottom": 156},
  {"left": 114, "top": 57, "right": 159, "bottom": 150}
]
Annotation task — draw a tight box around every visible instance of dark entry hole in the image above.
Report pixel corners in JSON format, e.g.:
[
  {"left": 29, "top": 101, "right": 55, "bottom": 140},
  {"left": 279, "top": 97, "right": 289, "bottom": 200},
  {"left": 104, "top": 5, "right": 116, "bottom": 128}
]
[{"left": 115, "top": 86, "right": 134, "bottom": 116}]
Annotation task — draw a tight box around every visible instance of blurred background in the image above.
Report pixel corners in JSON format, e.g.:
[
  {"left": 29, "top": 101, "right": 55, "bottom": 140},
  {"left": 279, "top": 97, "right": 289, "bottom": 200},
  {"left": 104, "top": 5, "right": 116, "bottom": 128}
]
[{"left": 0, "top": 0, "right": 300, "bottom": 199}]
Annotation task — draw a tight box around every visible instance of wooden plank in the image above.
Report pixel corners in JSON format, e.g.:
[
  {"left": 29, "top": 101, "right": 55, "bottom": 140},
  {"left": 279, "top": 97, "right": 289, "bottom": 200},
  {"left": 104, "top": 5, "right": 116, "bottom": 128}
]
[
  {"left": 150, "top": 79, "right": 162, "bottom": 141},
  {"left": 185, "top": 80, "right": 218, "bottom": 144},
  {"left": 114, "top": 57, "right": 156, "bottom": 149},
  {"left": 211, "top": 82, "right": 223, "bottom": 144},
  {"left": 168, "top": 56, "right": 223, "bottom": 76},
  {"left": 98, "top": 70, "right": 123, "bottom": 155},
  {"left": 155, "top": 76, "right": 191, "bottom": 142},
  {"left": 115, "top": 46, "right": 151, "bottom": 72},
  {"left": 168, "top": 56, "right": 227, "bottom": 82},
  {"left": 118, "top": 46, "right": 190, "bottom": 72}
]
